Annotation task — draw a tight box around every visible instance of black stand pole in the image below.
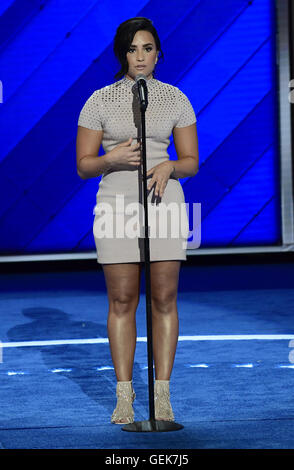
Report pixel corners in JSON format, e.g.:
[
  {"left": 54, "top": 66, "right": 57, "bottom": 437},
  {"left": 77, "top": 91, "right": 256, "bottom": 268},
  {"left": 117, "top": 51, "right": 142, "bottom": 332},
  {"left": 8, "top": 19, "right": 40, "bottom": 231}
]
[{"left": 122, "top": 85, "right": 183, "bottom": 433}]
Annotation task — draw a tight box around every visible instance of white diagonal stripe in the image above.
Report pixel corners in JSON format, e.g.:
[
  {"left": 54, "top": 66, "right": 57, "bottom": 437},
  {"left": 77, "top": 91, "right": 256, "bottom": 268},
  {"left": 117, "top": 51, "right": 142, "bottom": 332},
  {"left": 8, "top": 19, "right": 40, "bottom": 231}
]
[{"left": 1, "top": 334, "right": 294, "bottom": 348}]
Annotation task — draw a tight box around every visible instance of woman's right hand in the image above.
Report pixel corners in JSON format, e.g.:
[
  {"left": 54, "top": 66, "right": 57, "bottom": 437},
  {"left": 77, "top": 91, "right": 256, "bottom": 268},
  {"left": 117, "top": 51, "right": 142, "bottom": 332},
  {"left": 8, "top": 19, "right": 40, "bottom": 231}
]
[{"left": 107, "top": 137, "right": 141, "bottom": 170}]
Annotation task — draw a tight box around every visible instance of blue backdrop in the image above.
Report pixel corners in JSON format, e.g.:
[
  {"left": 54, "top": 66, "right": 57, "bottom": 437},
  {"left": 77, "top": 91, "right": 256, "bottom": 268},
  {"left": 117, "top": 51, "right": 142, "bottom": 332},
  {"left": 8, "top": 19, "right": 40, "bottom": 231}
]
[{"left": 0, "top": 0, "right": 280, "bottom": 255}]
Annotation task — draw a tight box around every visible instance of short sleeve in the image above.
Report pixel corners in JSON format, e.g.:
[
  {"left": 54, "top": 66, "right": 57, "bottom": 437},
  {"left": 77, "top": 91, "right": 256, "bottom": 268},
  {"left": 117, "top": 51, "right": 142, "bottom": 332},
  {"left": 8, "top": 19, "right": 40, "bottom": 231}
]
[
  {"left": 174, "top": 89, "right": 197, "bottom": 128},
  {"left": 78, "top": 91, "right": 103, "bottom": 130}
]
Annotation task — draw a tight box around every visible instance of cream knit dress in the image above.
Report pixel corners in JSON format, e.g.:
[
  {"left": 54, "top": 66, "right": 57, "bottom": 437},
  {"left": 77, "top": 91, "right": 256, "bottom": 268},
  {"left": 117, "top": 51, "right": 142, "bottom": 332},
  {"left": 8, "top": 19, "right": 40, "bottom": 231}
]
[{"left": 78, "top": 75, "right": 196, "bottom": 264}]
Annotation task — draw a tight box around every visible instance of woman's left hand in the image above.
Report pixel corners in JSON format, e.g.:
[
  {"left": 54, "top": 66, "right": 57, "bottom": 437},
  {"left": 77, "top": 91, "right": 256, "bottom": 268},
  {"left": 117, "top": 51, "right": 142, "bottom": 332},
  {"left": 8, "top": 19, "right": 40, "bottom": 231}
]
[{"left": 146, "top": 161, "right": 175, "bottom": 198}]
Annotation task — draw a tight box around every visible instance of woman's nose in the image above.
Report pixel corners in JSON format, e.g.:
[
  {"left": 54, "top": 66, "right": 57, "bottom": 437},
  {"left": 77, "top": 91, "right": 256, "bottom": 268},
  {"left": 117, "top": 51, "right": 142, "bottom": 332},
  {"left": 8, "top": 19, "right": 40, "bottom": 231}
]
[{"left": 136, "top": 51, "right": 144, "bottom": 61}]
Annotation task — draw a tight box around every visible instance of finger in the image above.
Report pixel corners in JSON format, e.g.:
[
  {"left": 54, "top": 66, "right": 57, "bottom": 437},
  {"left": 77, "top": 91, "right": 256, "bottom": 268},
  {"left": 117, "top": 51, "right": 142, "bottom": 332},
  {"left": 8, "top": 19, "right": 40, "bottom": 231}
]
[
  {"left": 158, "top": 180, "right": 167, "bottom": 197},
  {"left": 131, "top": 141, "right": 140, "bottom": 148},
  {"left": 147, "top": 178, "right": 155, "bottom": 190},
  {"left": 129, "top": 153, "right": 141, "bottom": 161},
  {"left": 155, "top": 180, "right": 165, "bottom": 197},
  {"left": 119, "top": 137, "right": 132, "bottom": 147},
  {"left": 146, "top": 168, "right": 154, "bottom": 177},
  {"left": 129, "top": 155, "right": 141, "bottom": 165},
  {"left": 131, "top": 145, "right": 141, "bottom": 153},
  {"left": 130, "top": 153, "right": 141, "bottom": 162}
]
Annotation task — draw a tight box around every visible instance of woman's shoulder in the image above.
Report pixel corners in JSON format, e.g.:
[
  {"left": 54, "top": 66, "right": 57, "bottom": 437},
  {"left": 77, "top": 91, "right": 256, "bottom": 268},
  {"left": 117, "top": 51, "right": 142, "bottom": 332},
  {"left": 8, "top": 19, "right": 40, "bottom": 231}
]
[
  {"left": 153, "top": 79, "right": 189, "bottom": 98},
  {"left": 86, "top": 79, "right": 124, "bottom": 97}
]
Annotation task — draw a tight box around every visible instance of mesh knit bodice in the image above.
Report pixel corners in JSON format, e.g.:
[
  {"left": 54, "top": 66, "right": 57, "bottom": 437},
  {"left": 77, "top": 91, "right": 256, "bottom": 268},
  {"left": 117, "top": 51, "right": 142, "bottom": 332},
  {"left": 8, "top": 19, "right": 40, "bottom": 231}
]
[{"left": 78, "top": 75, "right": 197, "bottom": 173}]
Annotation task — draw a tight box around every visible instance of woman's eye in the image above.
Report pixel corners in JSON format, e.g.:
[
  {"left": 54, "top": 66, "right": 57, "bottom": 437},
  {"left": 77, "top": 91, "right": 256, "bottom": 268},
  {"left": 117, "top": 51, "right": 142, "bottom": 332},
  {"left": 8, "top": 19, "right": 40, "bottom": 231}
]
[{"left": 128, "top": 47, "right": 153, "bottom": 53}]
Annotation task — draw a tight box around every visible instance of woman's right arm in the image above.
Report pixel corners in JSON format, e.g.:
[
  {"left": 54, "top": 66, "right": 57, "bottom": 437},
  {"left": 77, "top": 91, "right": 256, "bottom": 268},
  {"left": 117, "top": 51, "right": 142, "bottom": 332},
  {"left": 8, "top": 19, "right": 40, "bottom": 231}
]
[
  {"left": 76, "top": 126, "right": 112, "bottom": 179},
  {"left": 76, "top": 126, "right": 141, "bottom": 179}
]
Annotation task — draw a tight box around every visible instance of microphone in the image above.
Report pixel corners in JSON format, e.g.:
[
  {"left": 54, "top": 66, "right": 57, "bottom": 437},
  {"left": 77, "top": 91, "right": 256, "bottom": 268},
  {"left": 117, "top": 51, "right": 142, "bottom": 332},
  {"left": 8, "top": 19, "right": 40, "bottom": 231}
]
[{"left": 135, "top": 73, "right": 148, "bottom": 110}]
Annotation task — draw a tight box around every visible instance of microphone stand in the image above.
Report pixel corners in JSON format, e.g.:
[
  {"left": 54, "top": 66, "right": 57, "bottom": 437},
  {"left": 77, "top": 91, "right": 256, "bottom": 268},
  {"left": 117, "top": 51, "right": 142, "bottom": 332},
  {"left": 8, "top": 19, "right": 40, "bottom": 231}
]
[{"left": 122, "top": 78, "right": 183, "bottom": 433}]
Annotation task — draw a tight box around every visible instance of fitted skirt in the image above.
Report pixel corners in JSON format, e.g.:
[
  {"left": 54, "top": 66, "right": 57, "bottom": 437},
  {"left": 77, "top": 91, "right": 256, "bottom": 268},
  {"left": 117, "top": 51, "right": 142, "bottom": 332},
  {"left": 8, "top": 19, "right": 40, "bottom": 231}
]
[{"left": 92, "top": 170, "right": 189, "bottom": 264}]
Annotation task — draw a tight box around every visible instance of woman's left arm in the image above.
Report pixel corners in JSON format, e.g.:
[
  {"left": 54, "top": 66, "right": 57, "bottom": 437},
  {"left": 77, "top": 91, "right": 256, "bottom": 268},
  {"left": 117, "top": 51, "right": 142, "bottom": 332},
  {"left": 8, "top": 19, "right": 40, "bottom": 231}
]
[
  {"left": 146, "top": 123, "right": 199, "bottom": 198},
  {"left": 171, "top": 122, "right": 199, "bottom": 178}
]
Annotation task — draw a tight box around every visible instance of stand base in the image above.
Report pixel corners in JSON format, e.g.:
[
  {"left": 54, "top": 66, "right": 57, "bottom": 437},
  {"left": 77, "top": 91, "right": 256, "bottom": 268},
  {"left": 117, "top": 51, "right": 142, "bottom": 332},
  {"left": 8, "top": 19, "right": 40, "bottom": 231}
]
[{"left": 122, "top": 419, "right": 184, "bottom": 433}]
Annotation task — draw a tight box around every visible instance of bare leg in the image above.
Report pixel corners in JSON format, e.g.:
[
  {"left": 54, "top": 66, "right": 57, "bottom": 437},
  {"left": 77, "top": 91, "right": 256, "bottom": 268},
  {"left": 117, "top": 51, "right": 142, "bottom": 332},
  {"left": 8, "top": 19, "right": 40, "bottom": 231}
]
[
  {"left": 150, "top": 260, "right": 181, "bottom": 380},
  {"left": 102, "top": 262, "right": 142, "bottom": 382}
]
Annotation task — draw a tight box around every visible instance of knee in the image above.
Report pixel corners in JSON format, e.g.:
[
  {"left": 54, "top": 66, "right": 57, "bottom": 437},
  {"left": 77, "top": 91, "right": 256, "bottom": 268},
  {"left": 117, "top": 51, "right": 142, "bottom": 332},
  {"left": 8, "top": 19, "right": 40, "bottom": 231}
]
[
  {"left": 109, "top": 293, "right": 139, "bottom": 317},
  {"left": 151, "top": 291, "right": 177, "bottom": 315}
]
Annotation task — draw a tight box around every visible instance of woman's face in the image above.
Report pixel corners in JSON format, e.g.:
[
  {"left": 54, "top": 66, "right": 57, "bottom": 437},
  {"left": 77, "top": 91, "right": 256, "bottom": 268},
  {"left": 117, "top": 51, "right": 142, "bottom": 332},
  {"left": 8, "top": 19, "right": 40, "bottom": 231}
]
[{"left": 125, "top": 30, "right": 158, "bottom": 81}]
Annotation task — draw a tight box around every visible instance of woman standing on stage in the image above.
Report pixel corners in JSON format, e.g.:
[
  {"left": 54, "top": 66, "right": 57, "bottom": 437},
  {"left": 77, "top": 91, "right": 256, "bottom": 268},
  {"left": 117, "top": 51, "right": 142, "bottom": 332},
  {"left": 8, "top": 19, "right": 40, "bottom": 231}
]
[{"left": 76, "top": 17, "right": 199, "bottom": 424}]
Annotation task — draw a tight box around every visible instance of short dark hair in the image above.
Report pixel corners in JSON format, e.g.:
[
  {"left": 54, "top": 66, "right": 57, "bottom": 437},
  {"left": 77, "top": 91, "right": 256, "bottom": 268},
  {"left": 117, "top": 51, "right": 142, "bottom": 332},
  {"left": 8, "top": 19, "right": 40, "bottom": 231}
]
[{"left": 113, "top": 17, "right": 164, "bottom": 80}]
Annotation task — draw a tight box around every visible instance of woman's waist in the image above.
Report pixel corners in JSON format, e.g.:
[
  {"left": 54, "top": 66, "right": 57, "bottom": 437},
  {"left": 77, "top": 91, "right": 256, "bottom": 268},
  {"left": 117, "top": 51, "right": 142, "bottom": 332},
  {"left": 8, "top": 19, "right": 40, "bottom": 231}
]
[
  {"left": 98, "top": 170, "right": 178, "bottom": 193},
  {"left": 101, "top": 154, "right": 172, "bottom": 178},
  {"left": 96, "top": 175, "right": 183, "bottom": 204}
]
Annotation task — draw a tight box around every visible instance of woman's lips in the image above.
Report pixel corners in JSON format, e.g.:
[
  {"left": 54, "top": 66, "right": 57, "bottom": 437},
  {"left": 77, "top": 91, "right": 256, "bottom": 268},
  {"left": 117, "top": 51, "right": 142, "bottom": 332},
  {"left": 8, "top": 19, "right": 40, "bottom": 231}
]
[{"left": 136, "top": 66, "right": 146, "bottom": 69}]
